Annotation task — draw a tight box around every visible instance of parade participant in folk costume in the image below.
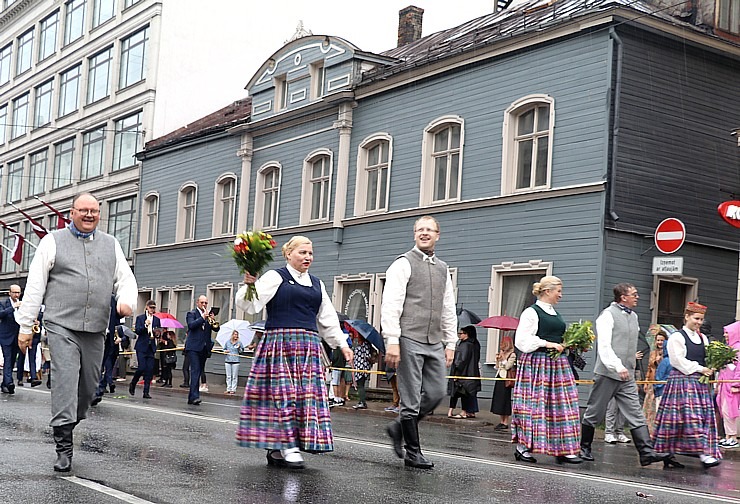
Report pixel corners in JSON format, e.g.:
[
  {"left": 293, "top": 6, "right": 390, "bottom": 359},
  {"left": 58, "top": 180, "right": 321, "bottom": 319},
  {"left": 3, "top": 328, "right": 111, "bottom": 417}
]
[
  {"left": 382, "top": 216, "right": 457, "bottom": 469},
  {"left": 511, "top": 275, "right": 582, "bottom": 465},
  {"left": 652, "top": 302, "right": 721, "bottom": 469},
  {"left": 16, "top": 193, "right": 136, "bottom": 472},
  {"left": 236, "top": 236, "right": 352, "bottom": 469},
  {"left": 579, "top": 283, "right": 671, "bottom": 467}
]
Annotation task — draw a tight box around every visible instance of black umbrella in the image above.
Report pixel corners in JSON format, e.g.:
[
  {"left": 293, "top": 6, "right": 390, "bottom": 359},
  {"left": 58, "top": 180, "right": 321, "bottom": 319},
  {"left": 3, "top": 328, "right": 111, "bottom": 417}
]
[
  {"left": 342, "top": 319, "right": 385, "bottom": 354},
  {"left": 457, "top": 307, "right": 482, "bottom": 328}
]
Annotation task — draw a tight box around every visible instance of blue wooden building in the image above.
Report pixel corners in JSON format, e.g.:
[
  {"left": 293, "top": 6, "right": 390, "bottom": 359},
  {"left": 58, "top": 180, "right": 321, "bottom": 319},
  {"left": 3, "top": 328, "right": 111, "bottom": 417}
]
[{"left": 135, "top": 0, "right": 740, "bottom": 395}]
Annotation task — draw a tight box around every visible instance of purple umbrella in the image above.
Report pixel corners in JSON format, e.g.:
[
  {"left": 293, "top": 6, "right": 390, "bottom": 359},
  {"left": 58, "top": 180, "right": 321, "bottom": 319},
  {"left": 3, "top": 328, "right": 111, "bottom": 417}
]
[{"left": 159, "top": 318, "right": 184, "bottom": 329}]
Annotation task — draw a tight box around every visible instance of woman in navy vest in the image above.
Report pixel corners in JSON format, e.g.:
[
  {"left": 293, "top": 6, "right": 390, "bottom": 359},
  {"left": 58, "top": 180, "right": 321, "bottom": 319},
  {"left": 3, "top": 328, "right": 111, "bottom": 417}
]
[
  {"left": 235, "top": 236, "right": 353, "bottom": 469},
  {"left": 511, "top": 275, "right": 582, "bottom": 464},
  {"left": 652, "top": 302, "right": 721, "bottom": 468}
]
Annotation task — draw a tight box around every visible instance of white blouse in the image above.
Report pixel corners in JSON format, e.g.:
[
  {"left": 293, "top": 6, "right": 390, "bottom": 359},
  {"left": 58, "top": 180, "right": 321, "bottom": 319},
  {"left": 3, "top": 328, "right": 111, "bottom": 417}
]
[
  {"left": 235, "top": 264, "right": 348, "bottom": 350},
  {"left": 515, "top": 300, "right": 557, "bottom": 354},
  {"left": 667, "top": 327, "right": 707, "bottom": 376}
]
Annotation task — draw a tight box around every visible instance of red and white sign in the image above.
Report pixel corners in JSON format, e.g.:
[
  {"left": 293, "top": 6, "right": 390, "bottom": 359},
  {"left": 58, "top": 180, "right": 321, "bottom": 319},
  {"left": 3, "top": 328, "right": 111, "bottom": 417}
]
[
  {"left": 718, "top": 201, "right": 740, "bottom": 229},
  {"left": 655, "top": 218, "right": 686, "bottom": 254}
]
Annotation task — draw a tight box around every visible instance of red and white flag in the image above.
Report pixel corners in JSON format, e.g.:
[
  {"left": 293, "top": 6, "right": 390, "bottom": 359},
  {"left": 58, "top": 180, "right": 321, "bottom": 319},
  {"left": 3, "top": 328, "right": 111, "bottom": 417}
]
[
  {"left": 10, "top": 203, "right": 47, "bottom": 239},
  {"left": 10, "top": 234, "right": 24, "bottom": 265},
  {"left": 34, "top": 197, "right": 70, "bottom": 229}
]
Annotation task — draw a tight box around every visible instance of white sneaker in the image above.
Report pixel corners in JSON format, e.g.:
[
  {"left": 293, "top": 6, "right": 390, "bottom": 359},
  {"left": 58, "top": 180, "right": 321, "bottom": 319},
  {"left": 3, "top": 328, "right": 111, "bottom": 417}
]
[
  {"left": 722, "top": 439, "right": 738, "bottom": 448},
  {"left": 604, "top": 434, "right": 617, "bottom": 444},
  {"left": 616, "top": 434, "right": 631, "bottom": 444},
  {"left": 199, "top": 384, "right": 208, "bottom": 392}
]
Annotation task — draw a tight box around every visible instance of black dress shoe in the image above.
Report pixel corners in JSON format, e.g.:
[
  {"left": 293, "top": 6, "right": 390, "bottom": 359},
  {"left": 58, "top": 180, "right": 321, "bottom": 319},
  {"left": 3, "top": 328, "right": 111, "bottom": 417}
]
[
  {"left": 109, "top": 384, "right": 116, "bottom": 394},
  {"left": 143, "top": 393, "right": 152, "bottom": 399},
  {"left": 129, "top": 381, "right": 136, "bottom": 396},
  {"left": 179, "top": 383, "right": 189, "bottom": 388},
  {"left": 17, "top": 381, "right": 23, "bottom": 387},
  {"left": 90, "top": 395, "right": 103, "bottom": 406},
  {"left": 556, "top": 455, "right": 583, "bottom": 464},
  {"left": 579, "top": 447, "right": 594, "bottom": 461},
  {"left": 664, "top": 456, "right": 685, "bottom": 469},
  {"left": 1, "top": 385, "right": 9, "bottom": 394},
  {"left": 386, "top": 421, "right": 404, "bottom": 459},
  {"left": 53, "top": 452, "right": 72, "bottom": 472},
  {"left": 7, "top": 383, "right": 14, "bottom": 394},
  {"left": 188, "top": 399, "right": 201, "bottom": 405},
  {"left": 266, "top": 450, "right": 287, "bottom": 467},
  {"left": 514, "top": 447, "right": 537, "bottom": 463},
  {"left": 30, "top": 380, "right": 42, "bottom": 387}
]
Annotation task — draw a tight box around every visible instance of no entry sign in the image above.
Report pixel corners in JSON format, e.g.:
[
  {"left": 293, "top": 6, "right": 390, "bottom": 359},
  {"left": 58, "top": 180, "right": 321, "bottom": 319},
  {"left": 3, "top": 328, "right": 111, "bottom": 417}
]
[{"left": 655, "top": 218, "right": 686, "bottom": 254}]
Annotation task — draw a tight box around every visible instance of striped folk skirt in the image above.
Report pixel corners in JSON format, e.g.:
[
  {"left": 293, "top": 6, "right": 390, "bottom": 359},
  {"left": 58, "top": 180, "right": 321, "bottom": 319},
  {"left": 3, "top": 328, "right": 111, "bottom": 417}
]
[
  {"left": 652, "top": 370, "right": 720, "bottom": 458},
  {"left": 511, "top": 351, "right": 581, "bottom": 456},
  {"left": 236, "top": 328, "right": 334, "bottom": 453}
]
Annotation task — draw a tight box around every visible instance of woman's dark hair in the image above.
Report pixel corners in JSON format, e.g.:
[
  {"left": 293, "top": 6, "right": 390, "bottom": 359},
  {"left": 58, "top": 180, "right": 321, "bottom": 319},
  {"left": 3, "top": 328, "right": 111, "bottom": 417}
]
[{"left": 460, "top": 325, "right": 477, "bottom": 341}]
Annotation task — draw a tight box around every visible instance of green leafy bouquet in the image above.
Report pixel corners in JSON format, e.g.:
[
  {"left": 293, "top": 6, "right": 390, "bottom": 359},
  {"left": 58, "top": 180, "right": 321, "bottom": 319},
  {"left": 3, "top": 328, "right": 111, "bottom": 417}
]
[
  {"left": 700, "top": 340, "right": 739, "bottom": 384},
  {"left": 230, "top": 231, "right": 277, "bottom": 301},
  {"left": 549, "top": 320, "right": 596, "bottom": 359}
]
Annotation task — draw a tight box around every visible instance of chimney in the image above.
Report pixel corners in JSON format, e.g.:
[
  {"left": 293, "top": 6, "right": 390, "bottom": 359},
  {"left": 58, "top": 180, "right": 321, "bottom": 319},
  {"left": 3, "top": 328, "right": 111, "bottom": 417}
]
[{"left": 397, "top": 6, "right": 424, "bottom": 47}]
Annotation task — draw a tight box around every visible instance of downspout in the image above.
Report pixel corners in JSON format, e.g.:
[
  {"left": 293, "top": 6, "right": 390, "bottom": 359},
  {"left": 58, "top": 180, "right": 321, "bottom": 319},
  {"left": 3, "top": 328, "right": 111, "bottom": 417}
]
[{"left": 608, "top": 27, "right": 623, "bottom": 222}]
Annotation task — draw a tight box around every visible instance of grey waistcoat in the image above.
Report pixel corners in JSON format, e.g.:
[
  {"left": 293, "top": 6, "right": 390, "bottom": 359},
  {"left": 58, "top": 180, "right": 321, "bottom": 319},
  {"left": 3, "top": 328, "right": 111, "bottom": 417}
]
[
  {"left": 594, "top": 303, "right": 638, "bottom": 380},
  {"left": 44, "top": 228, "right": 117, "bottom": 333},
  {"left": 398, "top": 248, "right": 448, "bottom": 345}
]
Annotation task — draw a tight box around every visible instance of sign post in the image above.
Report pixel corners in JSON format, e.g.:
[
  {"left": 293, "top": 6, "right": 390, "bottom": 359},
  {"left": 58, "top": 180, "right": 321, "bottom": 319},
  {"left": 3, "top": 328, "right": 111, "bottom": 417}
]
[{"left": 654, "top": 218, "right": 686, "bottom": 254}]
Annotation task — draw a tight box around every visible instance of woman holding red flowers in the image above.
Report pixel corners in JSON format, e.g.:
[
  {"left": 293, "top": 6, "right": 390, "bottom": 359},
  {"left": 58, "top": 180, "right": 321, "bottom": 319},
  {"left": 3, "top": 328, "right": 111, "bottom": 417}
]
[{"left": 235, "top": 236, "right": 353, "bottom": 470}]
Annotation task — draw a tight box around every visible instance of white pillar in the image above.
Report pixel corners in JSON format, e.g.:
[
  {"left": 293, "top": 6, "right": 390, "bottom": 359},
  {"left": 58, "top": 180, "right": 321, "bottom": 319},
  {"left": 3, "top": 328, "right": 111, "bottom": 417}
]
[{"left": 236, "top": 134, "right": 253, "bottom": 233}]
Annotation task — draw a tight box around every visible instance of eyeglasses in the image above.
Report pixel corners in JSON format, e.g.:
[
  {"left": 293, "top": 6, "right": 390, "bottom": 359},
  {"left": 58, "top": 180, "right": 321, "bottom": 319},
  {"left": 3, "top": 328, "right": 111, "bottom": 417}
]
[
  {"left": 73, "top": 208, "right": 100, "bottom": 216},
  {"left": 625, "top": 292, "right": 639, "bottom": 297},
  {"left": 414, "top": 227, "right": 439, "bottom": 234}
]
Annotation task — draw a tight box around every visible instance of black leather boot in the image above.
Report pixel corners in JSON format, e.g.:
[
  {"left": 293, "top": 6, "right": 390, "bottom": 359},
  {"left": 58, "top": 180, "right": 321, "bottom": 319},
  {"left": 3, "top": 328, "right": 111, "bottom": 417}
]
[
  {"left": 386, "top": 419, "right": 404, "bottom": 458},
  {"left": 400, "top": 417, "right": 433, "bottom": 469},
  {"left": 631, "top": 425, "right": 671, "bottom": 466},
  {"left": 579, "top": 423, "right": 595, "bottom": 461},
  {"left": 53, "top": 424, "right": 74, "bottom": 472}
]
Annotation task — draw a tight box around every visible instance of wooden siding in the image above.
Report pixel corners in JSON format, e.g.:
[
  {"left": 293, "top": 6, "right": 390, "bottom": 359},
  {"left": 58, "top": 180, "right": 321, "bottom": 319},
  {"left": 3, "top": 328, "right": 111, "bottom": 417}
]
[
  {"left": 139, "top": 135, "right": 242, "bottom": 244},
  {"left": 346, "top": 34, "right": 612, "bottom": 216},
  {"left": 613, "top": 26, "right": 740, "bottom": 249}
]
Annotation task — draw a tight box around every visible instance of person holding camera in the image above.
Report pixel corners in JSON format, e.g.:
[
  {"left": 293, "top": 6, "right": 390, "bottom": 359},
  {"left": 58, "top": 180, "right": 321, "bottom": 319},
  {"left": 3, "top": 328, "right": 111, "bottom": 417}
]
[{"left": 184, "top": 295, "right": 217, "bottom": 405}]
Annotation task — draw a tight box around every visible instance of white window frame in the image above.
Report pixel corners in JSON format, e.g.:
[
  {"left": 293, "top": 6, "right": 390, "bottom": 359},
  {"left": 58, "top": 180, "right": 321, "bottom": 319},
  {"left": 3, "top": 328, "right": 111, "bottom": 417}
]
[
  {"left": 300, "top": 149, "right": 333, "bottom": 224},
  {"left": 107, "top": 195, "right": 137, "bottom": 258},
  {"left": 34, "top": 80, "right": 53, "bottom": 128},
  {"left": 7, "top": 158, "right": 24, "bottom": 203},
  {"left": 485, "top": 260, "right": 553, "bottom": 362},
  {"left": 16, "top": 28, "right": 34, "bottom": 76},
  {"left": 419, "top": 115, "right": 464, "bottom": 206},
  {"left": 212, "top": 173, "right": 237, "bottom": 237},
  {"left": 52, "top": 137, "right": 75, "bottom": 189},
  {"left": 501, "top": 94, "right": 555, "bottom": 196},
  {"left": 28, "top": 149, "right": 47, "bottom": 196},
  {"left": 119, "top": 26, "right": 148, "bottom": 89},
  {"left": 87, "top": 46, "right": 112, "bottom": 103},
  {"left": 0, "top": 44, "right": 11, "bottom": 86},
  {"left": 253, "top": 163, "right": 281, "bottom": 230},
  {"left": 112, "top": 110, "right": 142, "bottom": 170},
  {"left": 309, "top": 62, "right": 325, "bottom": 100},
  {"left": 58, "top": 64, "right": 81, "bottom": 117},
  {"left": 176, "top": 183, "right": 197, "bottom": 242},
  {"left": 717, "top": 0, "right": 740, "bottom": 34},
  {"left": 92, "top": 0, "right": 116, "bottom": 28},
  {"left": 81, "top": 126, "right": 106, "bottom": 179},
  {"left": 650, "top": 275, "right": 699, "bottom": 326},
  {"left": 64, "top": 0, "right": 86, "bottom": 46},
  {"left": 11, "top": 92, "right": 29, "bottom": 140},
  {"left": 0, "top": 104, "right": 7, "bottom": 145},
  {"left": 38, "top": 11, "right": 59, "bottom": 62},
  {"left": 207, "top": 283, "right": 234, "bottom": 323},
  {"left": 354, "top": 133, "right": 392, "bottom": 217},
  {"left": 141, "top": 191, "right": 159, "bottom": 247}
]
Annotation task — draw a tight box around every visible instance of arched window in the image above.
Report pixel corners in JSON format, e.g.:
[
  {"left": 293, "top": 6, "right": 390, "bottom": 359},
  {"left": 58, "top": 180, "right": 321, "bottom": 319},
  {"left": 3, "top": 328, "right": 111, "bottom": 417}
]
[
  {"left": 300, "top": 150, "right": 333, "bottom": 224},
  {"left": 502, "top": 95, "right": 555, "bottom": 195},
  {"left": 177, "top": 183, "right": 197, "bottom": 241},
  {"left": 253, "top": 163, "right": 281, "bottom": 230},
  {"left": 354, "top": 134, "right": 391, "bottom": 216},
  {"left": 141, "top": 192, "right": 159, "bottom": 246},
  {"left": 213, "top": 174, "right": 237, "bottom": 236},
  {"left": 420, "top": 116, "right": 464, "bottom": 205}
]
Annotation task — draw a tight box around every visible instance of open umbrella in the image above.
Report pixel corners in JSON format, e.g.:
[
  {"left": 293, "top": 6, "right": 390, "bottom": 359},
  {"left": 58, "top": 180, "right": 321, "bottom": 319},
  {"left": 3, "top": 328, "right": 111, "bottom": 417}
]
[
  {"left": 216, "top": 319, "right": 254, "bottom": 347},
  {"left": 154, "top": 312, "right": 177, "bottom": 320},
  {"left": 159, "top": 318, "right": 184, "bottom": 329},
  {"left": 342, "top": 319, "right": 385, "bottom": 354},
  {"left": 477, "top": 315, "right": 520, "bottom": 331},
  {"left": 457, "top": 307, "right": 482, "bottom": 328}
]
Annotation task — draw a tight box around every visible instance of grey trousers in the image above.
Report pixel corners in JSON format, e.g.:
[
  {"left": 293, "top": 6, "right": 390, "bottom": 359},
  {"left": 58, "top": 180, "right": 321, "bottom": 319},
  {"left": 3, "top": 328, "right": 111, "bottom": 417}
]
[
  {"left": 582, "top": 374, "right": 646, "bottom": 430},
  {"left": 47, "top": 321, "right": 105, "bottom": 427},
  {"left": 397, "top": 337, "right": 446, "bottom": 420},
  {"left": 605, "top": 398, "right": 626, "bottom": 435}
]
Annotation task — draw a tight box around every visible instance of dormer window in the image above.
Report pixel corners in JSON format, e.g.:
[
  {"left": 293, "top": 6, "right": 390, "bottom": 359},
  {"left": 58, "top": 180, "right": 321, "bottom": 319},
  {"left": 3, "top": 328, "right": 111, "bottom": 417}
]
[
  {"left": 275, "top": 75, "right": 288, "bottom": 110},
  {"left": 310, "top": 62, "right": 325, "bottom": 99}
]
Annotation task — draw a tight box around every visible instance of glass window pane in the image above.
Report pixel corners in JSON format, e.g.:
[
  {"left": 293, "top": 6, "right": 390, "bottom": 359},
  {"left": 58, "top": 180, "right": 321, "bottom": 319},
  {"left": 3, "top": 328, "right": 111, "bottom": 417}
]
[
  {"left": 366, "top": 169, "right": 378, "bottom": 211},
  {"left": 0, "top": 44, "right": 12, "bottom": 85},
  {"left": 537, "top": 105, "right": 550, "bottom": 132},
  {"left": 434, "top": 156, "right": 447, "bottom": 201},
  {"left": 516, "top": 139, "right": 533, "bottom": 189},
  {"left": 433, "top": 129, "right": 448, "bottom": 153},
  {"left": 39, "top": 12, "right": 59, "bottom": 61},
  {"left": 535, "top": 136, "right": 549, "bottom": 186},
  {"left": 449, "top": 153, "right": 459, "bottom": 197},
  {"left": 517, "top": 109, "right": 534, "bottom": 135},
  {"left": 378, "top": 167, "right": 388, "bottom": 210},
  {"left": 450, "top": 124, "right": 461, "bottom": 149}
]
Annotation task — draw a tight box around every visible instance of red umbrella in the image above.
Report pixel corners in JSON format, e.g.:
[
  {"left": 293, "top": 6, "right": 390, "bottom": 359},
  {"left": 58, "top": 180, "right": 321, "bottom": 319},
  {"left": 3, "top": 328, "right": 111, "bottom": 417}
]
[
  {"left": 154, "top": 312, "right": 176, "bottom": 320},
  {"left": 477, "top": 315, "right": 520, "bottom": 331}
]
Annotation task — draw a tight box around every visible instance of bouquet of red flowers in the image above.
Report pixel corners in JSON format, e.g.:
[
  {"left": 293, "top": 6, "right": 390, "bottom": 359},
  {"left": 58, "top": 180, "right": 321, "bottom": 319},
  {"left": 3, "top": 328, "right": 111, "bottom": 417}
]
[{"left": 230, "top": 231, "right": 277, "bottom": 301}]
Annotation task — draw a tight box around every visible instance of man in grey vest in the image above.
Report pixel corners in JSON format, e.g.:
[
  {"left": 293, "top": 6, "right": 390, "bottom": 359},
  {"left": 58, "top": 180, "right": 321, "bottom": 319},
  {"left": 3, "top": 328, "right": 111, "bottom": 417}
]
[
  {"left": 16, "top": 193, "right": 137, "bottom": 472},
  {"left": 381, "top": 215, "right": 457, "bottom": 469},
  {"left": 579, "top": 283, "right": 672, "bottom": 467}
]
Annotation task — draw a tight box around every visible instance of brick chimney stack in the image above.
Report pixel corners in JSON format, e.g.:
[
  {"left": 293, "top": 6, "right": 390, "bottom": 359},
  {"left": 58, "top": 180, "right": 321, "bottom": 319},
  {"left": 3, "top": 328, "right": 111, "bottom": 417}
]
[{"left": 397, "top": 6, "right": 424, "bottom": 47}]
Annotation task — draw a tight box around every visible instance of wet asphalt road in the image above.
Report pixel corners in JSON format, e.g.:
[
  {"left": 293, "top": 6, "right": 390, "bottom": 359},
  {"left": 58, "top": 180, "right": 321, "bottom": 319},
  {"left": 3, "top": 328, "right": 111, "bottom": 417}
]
[{"left": 1, "top": 386, "right": 738, "bottom": 504}]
